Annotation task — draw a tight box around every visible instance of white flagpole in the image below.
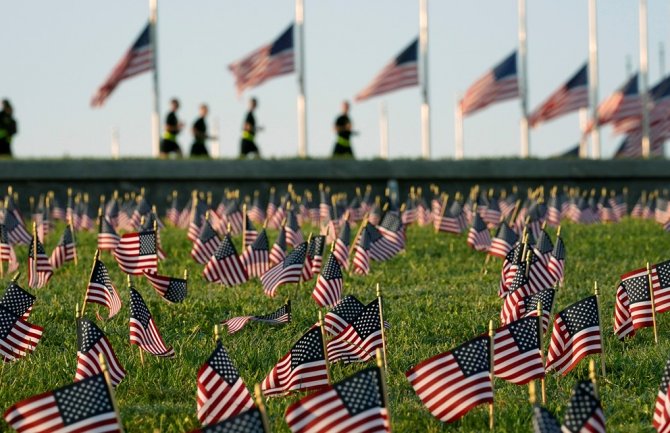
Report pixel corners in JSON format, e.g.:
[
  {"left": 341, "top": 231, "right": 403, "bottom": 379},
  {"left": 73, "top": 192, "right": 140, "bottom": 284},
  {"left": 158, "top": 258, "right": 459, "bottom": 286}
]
[
  {"left": 518, "top": 0, "right": 530, "bottom": 158},
  {"left": 660, "top": 42, "right": 666, "bottom": 76},
  {"left": 111, "top": 127, "right": 120, "bottom": 159},
  {"left": 211, "top": 116, "right": 220, "bottom": 159},
  {"left": 455, "top": 99, "right": 464, "bottom": 160},
  {"left": 419, "top": 0, "right": 431, "bottom": 159},
  {"left": 588, "top": 0, "right": 600, "bottom": 159},
  {"left": 639, "top": 0, "right": 650, "bottom": 158},
  {"left": 579, "top": 107, "right": 589, "bottom": 158},
  {"left": 379, "top": 102, "right": 389, "bottom": 159},
  {"left": 296, "top": 0, "right": 307, "bottom": 158},
  {"left": 149, "top": 0, "right": 160, "bottom": 157}
]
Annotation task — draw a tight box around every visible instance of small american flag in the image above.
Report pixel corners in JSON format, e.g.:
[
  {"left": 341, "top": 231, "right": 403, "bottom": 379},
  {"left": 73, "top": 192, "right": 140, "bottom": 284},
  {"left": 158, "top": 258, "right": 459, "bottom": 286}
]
[
  {"left": 91, "top": 22, "right": 153, "bottom": 107},
  {"left": 312, "top": 254, "right": 344, "bottom": 308},
  {"left": 261, "top": 326, "right": 329, "bottom": 397},
  {"left": 545, "top": 296, "right": 601, "bottom": 375},
  {"left": 654, "top": 353, "right": 670, "bottom": 432},
  {"left": 529, "top": 63, "right": 588, "bottom": 127},
  {"left": 285, "top": 366, "right": 390, "bottom": 433},
  {"left": 332, "top": 220, "right": 351, "bottom": 269},
  {"left": 248, "top": 194, "right": 265, "bottom": 225},
  {"left": 547, "top": 235, "right": 566, "bottom": 285},
  {"left": 355, "top": 38, "right": 418, "bottom": 102},
  {"left": 261, "top": 242, "right": 306, "bottom": 298},
  {"left": 203, "top": 234, "right": 248, "bottom": 287},
  {"left": 223, "top": 301, "right": 291, "bottom": 335},
  {"left": 563, "top": 381, "right": 606, "bottom": 433},
  {"left": 228, "top": 24, "right": 295, "bottom": 95},
  {"left": 493, "top": 316, "right": 544, "bottom": 385},
  {"left": 533, "top": 228, "right": 554, "bottom": 266},
  {"left": 241, "top": 229, "right": 270, "bottom": 279},
  {"left": 285, "top": 210, "right": 304, "bottom": 248},
  {"left": 191, "top": 218, "right": 221, "bottom": 265},
  {"left": 319, "top": 188, "right": 332, "bottom": 225},
  {"left": 301, "top": 235, "right": 325, "bottom": 282},
  {"left": 650, "top": 260, "right": 670, "bottom": 314},
  {"left": 269, "top": 226, "right": 288, "bottom": 266},
  {"left": 143, "top": 271, "right": 187, "bottom": 304},
  {"left": 324, "top": 295, "right": 365, "bottom": 336},
  {"left": 113, "top": 230, "right": 158, "bottom": 275},
  {"left": 614, "top": 267, "right": 654, "bottom": 339},
  {"left": 243, "top": 215, "right": 258, "bottom": 247},
  {"left": 0, "top": 224, "right": 18, "bottom": 273},
  {"left": 327, "top": 298, "right": 384, "bottom": 364},
  {"left": 166, "top": 194, "right": 179, "bottom": 226},
  {"left": 4, "top": 211, "right": 31, "bottom": 245},
  {"left": 0, "top": 281, "right": 35, "bottom": 320},
  {"left": 378, "top": 212, "right": 405, "bottom": 254},
  {"left": 98, "top": 215, "right": 120, "bottom": 251},
  {"left": 28, "top": 232, "right": 53, "bottom": 289},
  {"left": 75, "top": 318, "right": 126, "bottom": 386},
  {"left": 460, "top": 50, "right": 519, "bottom": 115},
  {"left": 129, "top": 287, "right": 174, "bottom": 358},
  {"left": 352, "top": 227, "right": 371, "bottom": 275},
  {"left": 364, "top": 223, "right": 398, "bottom": 262},
  {"left": 0, "top": 304, "right": 43, "bottom": 362},
  {"left": 189, "top": 407, "right": 267, "bottom": 433},
  {"left": 49, "top": 224, "right": 76, "bottom": 269},
  {"left": 197, "top": 341, "right": 254, "bottom": 426},
  {"left": 500, "top": 262, "right": 536, "bottom": 324},
  {"left": 467, "top": 212, "right": 491, "bottom": 252},
  {"left": 84, "top": 258, "right": 122, "bottom": 319},
  {"left": 489, "top": 223, "right": 518, "bottom": 259},
  {"left": 406, "top": 335, "right": 492, "bottom": 423},
  {"left": 3, "top": 374, "right": 123, "bottom": 433},
  {"left": 532, "top": 405, "right": 562, "bottom": 433}
]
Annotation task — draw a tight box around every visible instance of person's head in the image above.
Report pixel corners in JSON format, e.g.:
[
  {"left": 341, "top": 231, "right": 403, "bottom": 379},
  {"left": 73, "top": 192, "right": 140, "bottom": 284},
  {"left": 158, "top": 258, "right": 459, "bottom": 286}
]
[
  {"left": 170, "top": 98, "right": 180, "bottom": 111},
  {"left": 249, "top": 97, "right": 258, "bottom": 111},
  {"left": 199, "top": 104, "right": 208, "bottom": 117},
  {"left": 341, "top": 100, "right": 350, "bottom": 114},
  {"left": 2, "top": 99, "right": 12, "bottom": 115}
]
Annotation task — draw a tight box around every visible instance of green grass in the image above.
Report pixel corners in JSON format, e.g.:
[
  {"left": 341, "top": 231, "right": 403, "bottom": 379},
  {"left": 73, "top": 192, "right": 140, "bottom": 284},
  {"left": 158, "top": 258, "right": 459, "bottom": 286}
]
[{"left": 1, "top": 219, "right": 668, "bottom": 433}]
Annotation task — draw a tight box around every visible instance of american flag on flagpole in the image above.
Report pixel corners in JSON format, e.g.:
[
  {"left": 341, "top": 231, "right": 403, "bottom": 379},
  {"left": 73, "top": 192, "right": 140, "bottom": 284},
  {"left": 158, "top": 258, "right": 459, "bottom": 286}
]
[
  {"left": 327, "top": 298, "right": 384, "bottom": 364},
  {"left": 332, "top": 220, "right": 350, "bottom": 269},
  {"left": 84, "top": 258, "right": 122, "bottom": 319},
  {"left": 75, "top": 318, "right": 126, "bottom": 386},
  {"left": 203, "top": 234, "right": 248, "bottom": 287},
  {"left": 191, "top": 218, "right": 221, "bottom": 265},
  {"left": 0, "top": 281, "right": 35, "bottom": 320},
  {"left": 91, "top": 22, "right": 153, "bottom": 107},
  {"left": 0, "top": 304, "right": 43, "bottom": 362},
  {"left": 493, "top": 316, "right": 544, "bottom": 385},
  {"left": 49, "top": 224, "right": 76, "bottom": 269},
  {"left": 223, "top": 301, "right": 291, "bottom": 335},
  {"left": 4, "top": 211, "right": 31, "bottom": 246},
  {"left": 0, "top": 224, "right": 18, "bottom": 274},
  {"left": 312, "top": 254, "right": 344, "bottom": 308},
  {"left": 586, "top": 73, "right": 641, "bottom": 132},
  {"left": 355, "top": 38, "right": 419, "bottom": 102},
  {"left": 352, "top": 227, "right": 371, "bottom": 275},
  {"left": 467, "top": 212, "right": 491, "bottom": 252},
  {"left": 3, "top": 374, "right": 123, "bottom": 433},
  {"left": 113, "top": 230, "right": 158, "bottom": 275},
  {"left": 228, "top": 24, "right": 295, "bottom": 95},
  {"left": 489, "top": 223, "right": 518, "bottom": 259},
  {"left": 98, "top": 215, "right": 120, "bottom": 251},
  {"left": 285, "top": 366, "right": 390, "bottom": 433},
  {"left": 129, "top": 287, "right": 175, "bottom": 358},
  {"left": 269, "top": 226, "right": 288, "bottom": 266},
  {"left": 614, "top": 267, "right": 658, "bottom": 339},
  {"left": 460, "top": 50, "right": 519, "bottom": 115},
  {"left": 28, "top": 232, "right": 53, "bottom": 289},
  {"left": 261, "top": 326, "right": 329, "bottom": 397},
  {"left": 405, "top": 335, "right": 492, "bottom": 423},
  {"left": 529, "top": 63, "right": 588, "bottom": 127},
  {"left": 241, "top": 229, "right": 270, "bottom": 278},
  {"left": 261, "top": 242, "right": 306, "bottom": 297},
  {"left": 143, "top": 270, "right": 188, "bottom": 304},
  {"left": 197, "top": 341, "right": 254, "bottom": 426}
]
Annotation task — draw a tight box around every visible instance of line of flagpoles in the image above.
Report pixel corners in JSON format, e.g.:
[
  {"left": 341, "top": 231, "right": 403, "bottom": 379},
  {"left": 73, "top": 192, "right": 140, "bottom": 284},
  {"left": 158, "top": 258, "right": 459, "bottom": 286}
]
[{"left": 95, "top": 0, "right": 658, "bottom": 160}]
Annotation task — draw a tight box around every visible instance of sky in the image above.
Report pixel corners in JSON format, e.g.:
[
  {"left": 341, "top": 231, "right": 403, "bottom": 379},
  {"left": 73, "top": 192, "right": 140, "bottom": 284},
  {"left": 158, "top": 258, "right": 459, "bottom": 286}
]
[{"left": 3, "top": 0, "right": 669, "bottom": 159}]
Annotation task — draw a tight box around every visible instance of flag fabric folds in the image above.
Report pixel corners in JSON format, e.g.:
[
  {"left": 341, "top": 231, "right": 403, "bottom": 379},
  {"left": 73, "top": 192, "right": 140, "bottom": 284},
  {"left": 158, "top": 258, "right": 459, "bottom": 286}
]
[
  {"left": 223, "top": 301, "right": 291, "bottom": 335},
  {"left": 0, "top": 304, "right": 43, "bottom": 362},
  {"left": 129, "top": 287, "right": 175, "bottom": 358},
  {"left": 460, "top": 51, "right": 519, "bottom": 115},
  {"left": 84, "top": 258, "right": 122, "bottom": 319},
  {"left": 75, "top": 318, "right": 126, "bottom": 386},
  {"left": 113, "top": 230, "right": 158, "bottom": 275},
  {"left": 529, "top": 63, "right": 588, "bottom": 127},
  {"left": 355, "top": 38, "right": 419, "bottom": 102},
  {"left": 261, "top": 242, "right": 307, "bottom": 297},
  {"left": 143, "top": 270, "right": 188, "bottom": 304}
]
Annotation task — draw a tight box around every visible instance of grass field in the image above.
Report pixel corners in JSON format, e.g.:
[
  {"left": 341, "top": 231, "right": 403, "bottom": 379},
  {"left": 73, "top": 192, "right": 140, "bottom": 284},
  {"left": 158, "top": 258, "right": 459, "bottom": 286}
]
[{"left": 1, "top": 218, "right": 669, "bottom": 433}]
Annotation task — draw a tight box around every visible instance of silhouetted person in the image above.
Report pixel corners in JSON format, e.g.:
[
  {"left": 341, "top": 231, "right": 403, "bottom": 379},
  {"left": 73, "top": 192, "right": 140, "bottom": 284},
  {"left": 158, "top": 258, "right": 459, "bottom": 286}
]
[
  {"left": 190, "top": 104, "right": 212, "bottom": 158},
  {"left": 160, "top": 98, "right": 183, "bottom": 158},
  {"left": 332, "top": 101, "right": 354, "bottom": 158},
  {"left": 0, "top": 99, "right": 17, "bottom": 157},
  {"left": 240, "top": 97, "right": 261, "bottom": 158}
]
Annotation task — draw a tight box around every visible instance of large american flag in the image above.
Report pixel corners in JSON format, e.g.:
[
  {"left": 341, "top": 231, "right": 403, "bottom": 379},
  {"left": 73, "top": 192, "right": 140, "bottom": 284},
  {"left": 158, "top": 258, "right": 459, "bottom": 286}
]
[
  {"left": 228, "top": 24, "right": 295, "bottom": 95},
  {"left": 143, "top": 270, "right": 188, "bottom": 304},
  {"left": 223, "top": 301, "right": 291, "bottom": 335},
  {"left": 75, "top": 318, "right": 126, "bottom": 386},
  {"left": 405, "top": 335, "right": 492, "bottom": 423},
  {"left": 197, "top": 341, "right": 254, "bottom": 426},
  {"left": 355, "top": 38, "right": 419, "bottom": 102},
  {"left": 98, "top": 215, "right": 120, "bottom": 251},
  {"left": 1, "top": 281, "right": 35, "bottom": 320},
  {"left": 285, "top": 366, "right": 390, "bottom": 433},
  {"left": 261, "top": 326, "right": 329, "bottom": 397},
  {"left": 203, "top": 234, "right": 249, "bottom": 287},
  {"left": 654, "top": 353, "right": 670, "bottom": 432},
  {"left": 614, "top": 267, "right": 655, "bottom": 339},
  {"left": 129, "top": 287, "right": 175, "bottom": 358},
  {"left": 460, "top": 50, "right": 519, "bottom": 115},
  {"left": 91, "top": 22, "right": 153, "bottom": 107},
  {"left": 312, "top": 254, "right": 344, "bottom": 308},
  {"left": 28, "top": 233, "right": 53, "bottom": 289},
  {"left": 545, "top": 296, "right": 601, "bottom": 375},
  {"left": 0, "top": 304, "right": 43, "bottom": 362},
  {"left": 261, "top": 242, "right": 306, "bottom": 297},
  {"left": 241, "top": 229, "right": 270, "bottom": 279},
  {"left": 3, "top": 374, "right": 123, "bottom": 433},
  {"left": 327, "top": 298, "right": 384, "bottom": 364},
  {"left": 84, "top": 258, "right": 122, "bottom": 319},
  {"left": 562, "top": 381, "right": 606, "bottom": 433},
  {"left": 589, "top": 73, "right": 641, "bottom": 131},
  {"left": 493, "top": 316, "right": 544, "bottom": 385},
  {"left": 529, "top": 63, "right": 588, "bottom": 127},
  {"left": 49, "top": 224, "right": 76, "bottom": 269},
  {"left": 113, "top": 230, "right": 158, "bottom": 275}
]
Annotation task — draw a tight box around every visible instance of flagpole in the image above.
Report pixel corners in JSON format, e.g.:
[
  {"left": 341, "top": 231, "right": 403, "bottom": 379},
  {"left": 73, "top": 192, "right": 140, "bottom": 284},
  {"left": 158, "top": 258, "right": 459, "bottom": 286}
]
[
  {"left": 639, "top": 0, "right": 650, "bottom": 158},
  {"left": 318, "top": 311, "right": 331, "bottom": 384},
  {"left": 594, "top": 281, "right": 606, "bottom": 377},
  {"left": 646, "top": 262, "right": 659, "bottom": 344},
  {"left": 419, "top": 0, "right": 431, "bottom": 159},
  {"left": 579, "top": 108, "right": 589, "bottom": 158},
  {"left": 588, "top": 0, "right": 600, "bottom": 159},
  {"left": 518, "top": 0, "right": 530, "bottom": 158},
  {"left": 98, "top": 354, "right": 126, "bottom": 433},
  {"left": 455, "top": 99, "right": 464, "bottom": 160},
  {"left": 379, "top": 102, "right": 389, "bottom": 159},
  {"left": 149, "top": 0, "right": 160, "bottom": 157},
  {"left": 296, "top": 0, "right": 307, "bottom": 158},
  {"left": 536, "top": 301, "right": 546, "bottom": 404},
  {"left": 376, "top": 283, "right": 388, "bottom": 371},
  {"left": 488, "top": 320, "right": 495, "bottom": 431}
]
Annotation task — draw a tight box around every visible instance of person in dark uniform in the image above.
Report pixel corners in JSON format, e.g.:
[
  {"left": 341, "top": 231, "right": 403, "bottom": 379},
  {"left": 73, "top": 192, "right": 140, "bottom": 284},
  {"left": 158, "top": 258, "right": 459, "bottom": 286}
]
[
  {"left": 190, "top": 104, "right": 212, "bottom": 158},
  {"left": 332, "top": 100, "right": 354, "bottom": 158},
  {"left": 240, "top": 97, "right": 261, "bottom": 158},
  {"left": 0, "top": 100, "right": 17, "bottom": 157},
  {"left": 160, "top": 98, "right": 183, "bottom": 158}
]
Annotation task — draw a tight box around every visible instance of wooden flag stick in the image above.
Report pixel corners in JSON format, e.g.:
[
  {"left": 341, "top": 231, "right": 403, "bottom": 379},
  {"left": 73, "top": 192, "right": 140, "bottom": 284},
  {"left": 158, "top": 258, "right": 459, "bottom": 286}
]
[
  {"left": 242, "top": 203, "right": 247, "bottom": 252},
  {"left": 594, "top": 281, "right": 607, "bottom": 378},
  {"left": 376, "top": 348, "right": 392, "bottom": 432},
  {"left": 80, "top": 250, "right": 100, "bottom": 317},
  {"left": 376, "top": 283, "right": 388, "bottom": 371},
  {"left": 536, "top": 301, "right": 546, "bottom": 405},
  {"left": 75, "top": 303, "right": 80, "bottom": 320},
  {"left": 348, "top": 213, "right": 369, "bottom": 259},
  {"left": 69, "top": 216, "right": 78, "bottom": 266},
  {"left": 98, "top": 353, "right": 125, "bottom": 432},
  {"left": 214, "top": 324, "right": 219, "bottom": 344},
  {"left": 254, "top": 383, "right": 272, "bottom": 433},
  {"left": 11, "top": 271, "right": 20, "bottom": 283},
  {"left": 528, "top": 380, "right": 537, "bottom": 406},
  {"left": 318, "top": 311, "right": 332, "bottom": 384},
  {"left": 647, "top": 263, "right": 659, "bottom": 344},
  {"left": 31, "top": 221, "right": 37, "bottom": 286},
  {"left": 488, "top": 320, "right": 495, "bottom": 431},
  {"left": 127, "top": 274, "right": 144, "bottom": 366},
  {"left": 435, "top": 194, "right": 449, "bottom": 233},
  {"left": 589, "top": 359, "right": 599, "bottom": 400}
]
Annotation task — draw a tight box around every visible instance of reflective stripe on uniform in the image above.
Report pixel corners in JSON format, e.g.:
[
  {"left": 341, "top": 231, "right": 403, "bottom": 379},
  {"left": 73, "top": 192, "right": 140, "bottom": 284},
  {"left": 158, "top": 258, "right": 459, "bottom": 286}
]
[
  {"left": 242, "top": 131, "right": 255, "bottom": 141},
  {"left": 337, "top": 136, "right": 350, "bottom": 147}
]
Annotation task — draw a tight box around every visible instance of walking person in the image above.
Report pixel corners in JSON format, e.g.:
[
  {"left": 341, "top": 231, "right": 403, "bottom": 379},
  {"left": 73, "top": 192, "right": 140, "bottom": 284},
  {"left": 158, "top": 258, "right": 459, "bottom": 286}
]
[
  {"left": 332, "top": 100, "right": 354, "bottom": 158},
  {"left": 160, "top": 98, "right": 183, "bottom": 158},
  {"left": 190, "top": 104, "right": 213, "bottom": 158},
  {"left": 0, "top": 99, "right": 17, "bottom": 157}
]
